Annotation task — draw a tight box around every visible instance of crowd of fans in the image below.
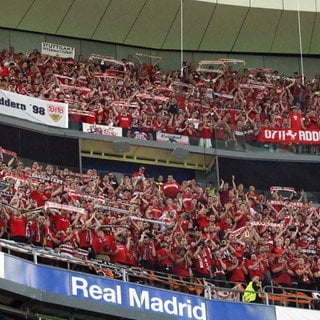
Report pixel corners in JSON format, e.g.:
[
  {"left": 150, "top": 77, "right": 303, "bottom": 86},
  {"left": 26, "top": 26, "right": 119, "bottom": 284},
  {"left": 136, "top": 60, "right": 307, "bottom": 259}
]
[
  {"left": 0, "top": 46, "right": 320, "bottom": 297},
  {"left": 0, "top": 152, "right": 319, "bottom": 294},
  {"left": 1, "top": 46, "right": 320, "bottom": 153}
]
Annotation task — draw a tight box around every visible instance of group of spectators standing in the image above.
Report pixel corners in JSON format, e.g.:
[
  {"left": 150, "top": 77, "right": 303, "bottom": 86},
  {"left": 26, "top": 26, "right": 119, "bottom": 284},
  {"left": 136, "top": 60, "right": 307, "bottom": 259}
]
[
  {"left": 0, "top": 153, "right": 319, "bottom": 295},
  {"left": 0, "top": 45, "right": 320, "bottom": 296},
  {"left": 1, "top": 47, "right": 320, "bottom": 153}
]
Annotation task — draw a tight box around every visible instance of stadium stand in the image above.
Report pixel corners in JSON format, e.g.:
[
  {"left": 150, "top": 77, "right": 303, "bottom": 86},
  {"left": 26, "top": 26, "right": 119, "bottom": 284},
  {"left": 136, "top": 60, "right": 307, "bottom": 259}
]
[
  {"left": 0, "top": 21, "right": 319, "bottom": 320},
  {"left": 0, "top": 47, "right": 320, "bottom": 302},
  {"left": 0, "top": 47, "right": 320, "bottom": 154},
  {"left": 0, "top": 0, "right": 320, "bottom": 319},
  {"left": 0, "top": 139, "right": 319, "bottom": 310}
]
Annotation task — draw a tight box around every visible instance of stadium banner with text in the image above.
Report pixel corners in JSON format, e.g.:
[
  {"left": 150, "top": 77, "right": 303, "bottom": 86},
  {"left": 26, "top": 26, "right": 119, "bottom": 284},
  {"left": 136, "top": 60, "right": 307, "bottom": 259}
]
[
  {"left": 82, "top": 123, "right": 122, "bottom": 136},
  {"left": 41, "top": 42, "right": 75, "bottom": 59},
  {"left": 0, "top": 252, "right": 277, "bottom": 320},
  {"left": 258, "top": 128, "right": 320, "bottom": 144},
  {"left": 0, "top": 89, "right": 68, "bottom": 128},
  {"left": 156, "top": 132, "right": 190, "bottom": 145}
]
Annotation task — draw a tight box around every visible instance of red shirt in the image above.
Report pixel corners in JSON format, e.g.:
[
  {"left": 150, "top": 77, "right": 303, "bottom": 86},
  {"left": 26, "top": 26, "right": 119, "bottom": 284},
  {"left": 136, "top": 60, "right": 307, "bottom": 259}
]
[
  {"left": 92, "top": 233, "right": 115, "bottom": 255},
  {"left": 138, "top": 241, "right": 155, "bottom": 262},
  {"left": 77, "top": 228, "right": 93, "bottom": 249},
  {"left": 126, "top": 248, "right": 137, "bottom": 266},
  {"left": 182, "top": 193, "right": 193, "bottom": 211},
  {"left": 234, "top": 210, "right": 249, "bottom": 229},
  {"left": 28, "top": 220, "right": 49, "bottom": 245},
  {"left": 156, "top": 248, "right": 172, "bottom": 266},
  {"left": 9, "top": 215, "right": 27, "bottom": 237},
  {"left": 110, "top": 242, "right": 128, "bottom": 264},
  {"left": 0, "top": 66, "right": 9, "bottom": 77},
  {"left": 245, "top": 259, "right": 264, "bottom": 280},
  {"left": 193, "top": 254, "right": 212, "bottom": 275},
  {"left": 228, "top": 260, "right": 247, "bottom": 282},
  {"left": 54, "top": 214, "right": 71, "bottom": 232},
  {"left": 288, "top": 111, "right": 303, "bottom": 130},
  {"left": 162, "top": 181, "right": 181, "bottom": 198},
  {"left": 117, "top": 114, "right": 132, "bottom": 128},
  {"left": 172, "top": 253, "right": 191, "bottom": 277},
  {"left": 30, "top": 190, "right": 51, "bottom": 207},
  {"left": 198, "top": 123, "right": 212, "bottom": 139}
]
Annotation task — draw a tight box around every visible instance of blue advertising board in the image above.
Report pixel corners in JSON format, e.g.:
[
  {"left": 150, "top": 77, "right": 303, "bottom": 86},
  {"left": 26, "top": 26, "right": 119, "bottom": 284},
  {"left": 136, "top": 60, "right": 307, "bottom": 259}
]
[{"left": 0, "top": 253, "right": 277, "bottom": 320}]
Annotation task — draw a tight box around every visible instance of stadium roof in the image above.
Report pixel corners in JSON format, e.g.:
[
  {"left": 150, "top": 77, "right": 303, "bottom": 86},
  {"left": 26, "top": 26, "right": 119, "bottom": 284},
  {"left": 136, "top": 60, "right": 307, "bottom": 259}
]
[{"left": 0, "top": 0, "right": 319, "bottom": 55}]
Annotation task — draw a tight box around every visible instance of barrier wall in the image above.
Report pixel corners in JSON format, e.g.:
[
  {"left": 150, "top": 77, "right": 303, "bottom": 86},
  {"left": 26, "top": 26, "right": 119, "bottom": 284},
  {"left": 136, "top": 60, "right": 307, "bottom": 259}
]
[
  {"left": 0, "top": 244, "right": 319, "bottom": 319},
  {"left": 1, "top": 251, "right": 319, "bottom": 320},
  {"left": 0, "top": 252, "right": 277, "bottom": 320}
]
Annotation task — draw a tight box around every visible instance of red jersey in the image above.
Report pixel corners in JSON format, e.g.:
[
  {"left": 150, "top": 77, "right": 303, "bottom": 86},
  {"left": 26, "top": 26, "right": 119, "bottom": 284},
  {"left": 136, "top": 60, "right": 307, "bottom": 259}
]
[
  {"left": 162, "top": 181, "right": 181, "bottom": 198},
  {"left": 288, "top": 111, "right": 303, "bottom": 130},
  {"left": 156, "top": 248, "right": 172, "bottom": 266},
  {"left": 172, "top": 253, "right": 191, "bottom": 277},
  {"left": 9, "top": 215, "right": 27, "bottom": 237},
  {"left": 110, "top": 242, "right": 128, "bottom": 264},
  {"left": 54, "top": 214, "right": 71, "bottom": 232},
  {"left": 117, "top": 114, "right": 132, "bottom": 128},
  {"left": 92, "top": 233, "right": 115, "bottom": 255},
  {"left": 30, "top": 190, "right": 51, "bottom": 207}
]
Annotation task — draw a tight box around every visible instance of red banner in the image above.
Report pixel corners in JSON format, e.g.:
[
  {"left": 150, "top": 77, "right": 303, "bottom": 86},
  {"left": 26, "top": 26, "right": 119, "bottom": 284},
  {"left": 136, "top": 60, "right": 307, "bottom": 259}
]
[
  {"left": 0, "top": 147, "right": 17, "bottom": 158},
  {"left": 258, "top": 128, "right": 320, "bottom": 144}
]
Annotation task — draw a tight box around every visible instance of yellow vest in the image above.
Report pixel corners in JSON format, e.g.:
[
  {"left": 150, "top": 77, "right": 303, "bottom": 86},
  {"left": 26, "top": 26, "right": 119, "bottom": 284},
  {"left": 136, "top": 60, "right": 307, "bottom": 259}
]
[{"left": 244, "top": 281, "right": 257, "bottom": 303}]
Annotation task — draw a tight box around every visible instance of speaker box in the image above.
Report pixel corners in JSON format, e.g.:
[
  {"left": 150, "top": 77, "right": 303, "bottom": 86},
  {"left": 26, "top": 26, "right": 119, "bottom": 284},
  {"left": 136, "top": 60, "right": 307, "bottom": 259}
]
[
  {"left": 171, "top": 146, "right": 189, "bottom": 160},
  {"left": 112, "top": 141, "right": 130, "bottom": 153}
]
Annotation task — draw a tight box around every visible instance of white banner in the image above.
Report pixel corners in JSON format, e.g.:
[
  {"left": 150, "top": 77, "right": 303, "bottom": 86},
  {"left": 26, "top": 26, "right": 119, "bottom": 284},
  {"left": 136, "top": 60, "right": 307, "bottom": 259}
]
[
  {"left": 275, "top": 306, "right": 318, "bottom": 320},
  {"left": 41, "top": 42, "right": 75, "bottom": 59},
  {"left": 156, "top": 132, "right": 190, "bottom": 145},
  {"left": 0, "top": 90, "right": 68, "bottom": 128},
  {"left": 82, "top": 123, "right": 122, "bottom": 137},
  {"left": 44, "top": 201, "right": 85, "bottom": 214}
]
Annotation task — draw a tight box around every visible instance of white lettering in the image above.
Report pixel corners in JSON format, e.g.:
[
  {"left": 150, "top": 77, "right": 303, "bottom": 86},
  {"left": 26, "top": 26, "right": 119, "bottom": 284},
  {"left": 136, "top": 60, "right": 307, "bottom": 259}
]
[
  {"left": 271, "top": 130, "right": 278, "bottom": 139},
  {"left": 129, "top": 289, "right": 149, "bottom": 309},
  {"left": 299, "top": 131, "right": 305, "bottom": 141},
  {"left": 178, "top": 301, "right": 190, "bottom": 317},
  {"left": 312, "top": 131, "right": 320, "bottom": 141},
  {"left": 72, "top": 277, "right": 205, "bottom": 319},
  {"left": 71, "top": 276, "right": 122, "bottom": 304},
  {"left": 265, "top": 129, "right": 271, "bottom": 139},
  {"left": 298, "top": 130, "right": 320, "bottom": 142},
  {"left": 193, "top": 303, "right": 206, "bottom": 319},
  {"left": 163, "top": 296, "right": 178, "bottom": 315},
  {"left": 71, "top": 276, "right": 88, "bottom": 297},
  {"left": 102, "top": 286, "right": 120, "bottom": 303},
  {"left": 128, "top": 288, "right": 206, "bottom": 319},
  {"left": 89, "top": 285, "right": 102, "bottom": 300}
]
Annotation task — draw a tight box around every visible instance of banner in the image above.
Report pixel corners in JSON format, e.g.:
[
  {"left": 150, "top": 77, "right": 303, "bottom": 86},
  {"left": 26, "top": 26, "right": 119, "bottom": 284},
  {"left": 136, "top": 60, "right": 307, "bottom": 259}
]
[
  {"left": 258, "top": 128, "right": 320, "bottom": 144},
  {"left": 0, "top": 146, "right": 17, "bottom": 158},
  {"left": 82, "top": 123, "right": 122, "bottom": 137},
  {"left": 29, "top": 173, "right": 64, "bottom": 185},
  {"left": 267, "top": 200, "right": 305, "bottom": 208},
  {"left": 41, "top": 42, "right": 75, "bottom": 59},
  {"left": 0, "top": 90, "right": 68, "bottom": 128},
  {"left": 270, "top": 186, "right": 296, "bottom": 194},
  {"left": 156, "top": 132, "right": 190, "bottom": 145},
  {"left": 204, "top": 281, "right": 242, "bottom": 302},
  {"left": 44, "top": 201, "right": 85, "bottom": 214}
]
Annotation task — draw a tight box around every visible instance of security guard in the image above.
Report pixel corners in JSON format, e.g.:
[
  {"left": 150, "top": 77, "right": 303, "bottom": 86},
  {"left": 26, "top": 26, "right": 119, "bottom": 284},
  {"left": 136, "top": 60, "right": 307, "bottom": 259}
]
[{"left": 244, "top": 276, "right": 263, "bottom": 303}]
